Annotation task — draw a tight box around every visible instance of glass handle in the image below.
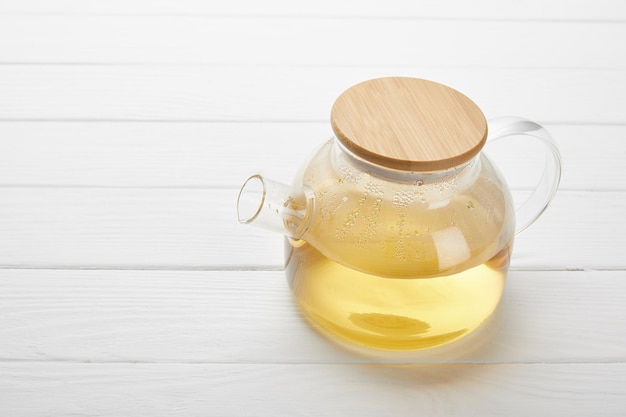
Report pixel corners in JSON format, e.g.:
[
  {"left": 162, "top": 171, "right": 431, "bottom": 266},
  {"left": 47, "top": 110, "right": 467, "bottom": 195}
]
[{"left": 487, "top": 116, "right": 562, "bottom": 235}]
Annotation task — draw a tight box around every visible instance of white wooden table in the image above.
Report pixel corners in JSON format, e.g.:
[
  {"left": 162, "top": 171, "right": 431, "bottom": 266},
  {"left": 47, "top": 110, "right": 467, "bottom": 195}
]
[{"left": 1, "top": 1, "right": 625, "bottom": 415}]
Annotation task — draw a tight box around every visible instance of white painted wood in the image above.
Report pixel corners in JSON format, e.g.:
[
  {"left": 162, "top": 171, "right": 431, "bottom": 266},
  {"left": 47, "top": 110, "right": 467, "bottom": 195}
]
[
  {"left": 1, "top": 0, "right": 624, "bottom": 20},
  {"left": 0, "top": 1, "right": 624, "bottom": 415},
  {"left": 1, "top": 362, "right": 625, "bottom": 417},
  {"left": 0, "top": 189, "right": 621, "bottom": 270},
  {"left": 0, "top": 269, "right": 625, "bottom": 364},
  {"left": 0, "top": 16, "right": 623, "bottom": 67},
  {"left": 1, "top": 67, "right": 624, "bottom": 123},
  {"left": 0, "top": 123, "right": 621, "bottom": 191}
]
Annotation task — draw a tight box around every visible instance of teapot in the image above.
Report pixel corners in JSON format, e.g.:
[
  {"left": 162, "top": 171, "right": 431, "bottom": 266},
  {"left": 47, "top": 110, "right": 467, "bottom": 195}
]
[{"left": 237, "top": 77, "right": 561, "bottom": 351}]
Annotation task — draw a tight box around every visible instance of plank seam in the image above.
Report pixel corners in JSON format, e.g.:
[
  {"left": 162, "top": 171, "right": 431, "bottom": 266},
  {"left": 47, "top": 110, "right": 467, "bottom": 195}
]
[{"left": 1, "top": 12, "right": 625, "bottom": 24}]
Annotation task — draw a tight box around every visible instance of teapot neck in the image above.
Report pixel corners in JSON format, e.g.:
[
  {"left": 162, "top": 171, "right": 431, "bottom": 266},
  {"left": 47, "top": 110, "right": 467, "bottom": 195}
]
[{"left": 332, "top": 139, "right": 481, "bottom": 186}]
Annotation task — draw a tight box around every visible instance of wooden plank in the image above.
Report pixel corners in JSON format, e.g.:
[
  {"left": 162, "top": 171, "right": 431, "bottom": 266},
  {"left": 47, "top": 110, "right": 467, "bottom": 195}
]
[
  {"left": 1, "top": 0, "right": 624, "bottom": 20},
  {"left": 0, "top": 16, "right": 623, "bottom": 68},
  {"left": 1, "top": 362, "right": 625, "bottom": 417},
  {"left": 0, "top": 66, "right": 625, "bottom": 124},
  {"left": 0, "top": 189, "right": 620, "bottom": 270},
  {"left": 0, "top": 122, "right": 620, "bottom": 191},
  {"left": 0, "top": 269, "right": 625, "bottom": 364},
  {"left": 0, "top": 187, "right": 277, "bottom": 269}
]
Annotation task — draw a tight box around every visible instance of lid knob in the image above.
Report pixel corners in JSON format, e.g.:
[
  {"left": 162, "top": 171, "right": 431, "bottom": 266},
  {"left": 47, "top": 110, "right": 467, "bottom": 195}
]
[{"left": 331, "top": 77, "right": 488, "bottom": 171}]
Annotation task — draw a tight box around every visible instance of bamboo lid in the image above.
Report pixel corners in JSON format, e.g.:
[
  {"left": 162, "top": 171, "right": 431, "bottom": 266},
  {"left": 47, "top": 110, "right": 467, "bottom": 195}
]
[{"left": 330, "top": 77, "right": 488, "bottom": 171}]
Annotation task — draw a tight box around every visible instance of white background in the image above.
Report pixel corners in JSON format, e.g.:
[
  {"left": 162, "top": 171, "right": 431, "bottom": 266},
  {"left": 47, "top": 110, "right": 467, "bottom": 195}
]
[{"left": 0, "top": 1, "right": 625, "bottom": 415}]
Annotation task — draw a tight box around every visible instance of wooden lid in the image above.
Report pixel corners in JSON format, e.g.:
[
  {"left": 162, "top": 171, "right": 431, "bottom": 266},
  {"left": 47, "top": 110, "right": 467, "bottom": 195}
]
[{"left": 330, "top": 77, "right": 488, "bottom": 171}]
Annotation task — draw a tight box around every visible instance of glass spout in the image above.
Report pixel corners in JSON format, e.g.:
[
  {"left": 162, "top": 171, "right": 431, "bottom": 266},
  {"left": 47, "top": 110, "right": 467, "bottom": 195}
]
[{"left": 237, "top": 174, "right": 315, "bottom": 239}]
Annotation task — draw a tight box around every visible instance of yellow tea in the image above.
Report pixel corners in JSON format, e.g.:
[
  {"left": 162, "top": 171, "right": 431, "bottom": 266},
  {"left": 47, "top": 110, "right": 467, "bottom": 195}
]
[{"left": 286, "top": 238, "right": 511, "bottom": 350}]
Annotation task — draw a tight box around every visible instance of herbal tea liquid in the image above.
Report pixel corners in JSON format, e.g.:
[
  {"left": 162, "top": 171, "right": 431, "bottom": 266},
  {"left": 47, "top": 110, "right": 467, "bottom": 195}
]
[{"left": 286, "top": 238, "right": 511, "bottom": 351}]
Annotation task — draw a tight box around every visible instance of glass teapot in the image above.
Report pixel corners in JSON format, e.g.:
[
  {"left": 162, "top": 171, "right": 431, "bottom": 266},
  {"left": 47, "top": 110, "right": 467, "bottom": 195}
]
[{"left": 237, "top": 77, "right": 561, "bottom": 351}]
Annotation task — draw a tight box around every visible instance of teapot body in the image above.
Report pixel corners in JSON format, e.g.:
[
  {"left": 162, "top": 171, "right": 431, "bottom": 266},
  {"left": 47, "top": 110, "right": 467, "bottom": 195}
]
[{"left": 285, "top": 138, "right": 515, "bottom": 350}]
